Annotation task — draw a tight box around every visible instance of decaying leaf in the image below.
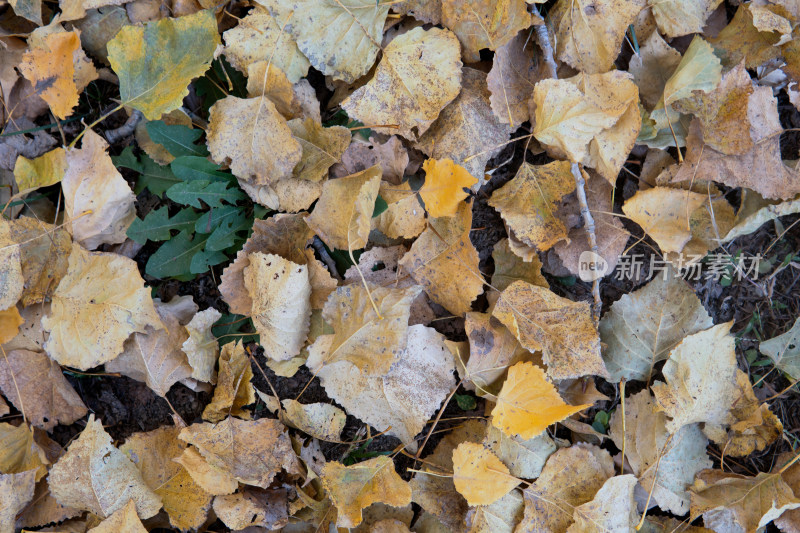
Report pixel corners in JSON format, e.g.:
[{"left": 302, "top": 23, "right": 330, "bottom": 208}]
[
  {"left": 466, "top": 489, "right": 524, "bottom": 533},
  {"left": 490, "top": 238, "right": 548, "bottom": 292},
  {"left": 622, "top": 186, "right": 708, "bottom": 254},
  {"left": 280, "top": 399, "right": 346, "bottom": 441},
  {"left": 13, "top": 147, "right": 67, "bottom": 193},
  {"left": 0, "top": 221, "right": 24, "bottom": 311},
  {"left": 201, "top": 340, "right": 255, "bottom": 422},
  {"left": 212, "top": 488, "right": 288, "bottom": 530},
  {"left": 288, "top": 118, "right": 351, "bottom": 182},
  {"left": 484, "top": 424, "right": 556, "bottom": 480},
  {"left": 761, "top": 317, "right": 800, "bottom": 380},
  {"left": 488, "top": 29, "right": 545, "bottom": 127},
  {"left": 463, "top": 312, "right": 532, "bottom": 395},
  {"left": 182, "top": 308, "right": 222, "bottom": 383},
  {"left": 452, "top": 442, "right": 520, "bottom": 506},
  {"left": 18, "top": 31, "right": 81, "bottom": 119},
  {"left": 0, "top": 422, "right": 49, "bottom": 481},
  {"left": 0, "top": 307, "right": 23, "bottom": 345},
  {"left": 174, "top": 446, "right": 238, "bottom": 496},
  {"left": 441, "top": 0, "right": 532, "bottom": 63},
  {"left": 86, "top": 499, "right": 146, "bottom": 533},
  {"left": 373, "top": 180, "right": 427, "bottom": 240},
  {"left": 419, "top": 158, "right": 477, "bottom": 218},
  {"left": 567, "top": 474, "right": 638, "bottom": 533},
  {"left": 0, "top": 470, "right": 36, "bottom": 533},
  {"left": 649, "top": 0, "right": 722, "bottom": 38}
]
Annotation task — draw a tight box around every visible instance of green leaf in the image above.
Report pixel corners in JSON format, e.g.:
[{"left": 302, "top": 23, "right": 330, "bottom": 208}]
[
  {"left": 113, "top": 146, "right": 180, "bottom": 195},
  {"left": 146, "top": 120, "right": 208, "bottom": 157},
  {"left": 195, "top": 57, "right": 247, "bottom": 113},
  {"left": 205, "top": 211, "right": 251, "bottom": 252},
  {"left": 372, "top": 195, "right": 388, "bottom": 217},
  {"left": 193, "top": 205, "right": 241, "bottom": 234},
  {"left": 190, "top": 246, "right": 228, "bottom": 274},
  {"left": 146, "top": 231, "right": 206, "bottom": 278},
  {"left": 211, "top": 313, "right": 258, "bottom": 346},
  {"left": 166, "top": 180, "right": 245, "bottom": 208},
  {"left": 455, "top": 394, "right": 476, "bottom": 411},
  {"left": 127, "top": 206, "right": 199, "bottom": 243},
  {"left": 170, "top": 155, "right": 231, "bottom": 181}
]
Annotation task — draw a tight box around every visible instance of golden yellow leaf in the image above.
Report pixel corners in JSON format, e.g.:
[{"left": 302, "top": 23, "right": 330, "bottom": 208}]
[
  {"left": 288, "top": 118, "right": 351, "bottom": 183},
  {"left": 245, "top": 252, "right": 311, "bottom": 361},
  {"left": 86, "top": 499, "right": 146, "bottom": 533},
  {"left": 621, "top": 186, "right": 707, "bottom": 254},
  {"left": 42, "top": 244, "right": 163, "bottom": 370},
  {"left": 452, "top": 442, "right": 520, "bottom": 506},
  {"left": 373, "top": 180, "right": 427, "bottom": 240},
  {"left": 493, "top": 281, "right": 606, "bottom": 380},
  {"left": 174, "top": 446, "right": 238, "bottom": 496},
  {"left": 492, "top": 362, "right": 589, "bottom": 440},
  {"left": 463, "top": 312, "right": 532, "bottom": 395},
  {"left": 18, "top": 31, "right": 81, "bottom": 119},
  {"left": 0, "top": 349, "right": 87, "bottom": 430},
  {"left": 648, "top": 0, "right": 722, "bottom": 38},
  {"left": 549, "top": 0, "right": 644, "bottom": 74},
  {"left": 202, "top": 340, "right": 255, "bottom": 423},
  {"left": 342, "top": 26, "right": 462, "bottom": 141},
  {"left": 441, "top": 0, "right": 532, "bottom": 63},
  {"left": 304, "top": 165, "right": 381, "bottom": 250},
  {"left": 399, "top": 202, "right": 483, "bottom": 315},
  {"left": 62, "top": 130, "right": 136, "bottom": 250},
  {"left": 120, "top": 427, "right": 212, "bottom": 530},
  {"left": 0, "top": 470, "right": 36, "bottom": 533},
  {"left": 419, "top": 158, "right": 477, "bottom": 218},
  {"left": 321, "top": 456, "right": 412, "bottom": 528},
  {"left": 107, "top": 10, "right": 220, "bottom": 119},
  {"left": 178, "top": 417, "right": 299, "bottom": 488},
  {"left": 0, "top": 307, "right": 23, "bottom": 345},
  {"left": 207, "top": 95, "right": 303, "bottom": 185},
  {"left": 0, "top": 423, "right": 49, "bottom": 481},
  {"left": 280, "top": 399, "right": 346, "bottom": 441},
  {"left": 13, "top": 148, "right": 66, "bottom": 193},
  {"left": 182, "top": 308, "right": 222, "bottom": 384},
  {"left": 48, "top": 415, "right": 162, "bottom": 519}
]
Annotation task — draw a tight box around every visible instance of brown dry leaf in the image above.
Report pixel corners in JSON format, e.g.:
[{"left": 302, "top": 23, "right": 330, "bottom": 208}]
[
  {"left": 774, "top": 452, "right": 800, "bottom": 533},
  {"left": 120, "top": 427, "right": 212, "bottom": 530},
  {"left": 48, "top": 415, "right": 162, "bottom": 519},
  {"left": 374, "top": 180, "right": 427, "bottom": 239},
  {"left": 489, "top": 161, "right": 576, "bottom": 251},
  {"left": 304, "top": 165, "right": 381, "bottom": 250},
  {"left": 42, "top": 243, "right": 163, "bottom": 370},
  {"left": 342, "top": 26, "right": 462, "bottom": 141},
  {"left": 622, "top": 186, "right": 708, "bottom": 254},
  {"left": 490, "top": 238, "right": 547, "bottom": 292},
  {"left": 492, "top": 362, "right": 589, "bottom": 440},
  {"left": 441, "top": 0, "right": 531, "bottom": 63},
  {"left": 649, "top": 0, "right": 722, "bottom": 38},
  {"left": 609, "top": 390, "right": 712, "bottom": 515},
  {"left": 2, "top": 303, "right": 47, "bottom": 353},
  {"left": 690, "top": 470, "right": 800, "bottom": 533},
  {"left": 394, "top": 0, "right": 441, "bottom": 24},
  {"left": 174, "top": 446, "right": 238, "bottom": 496},
  {"left": 212, "top": 488, "right": 288, "bottom": 530},
  {"left": 178, "top": 416, "right": 299, "bottom": 488},
  {"left": 399, "top": 202, "right": 483, "bottom": 315},
  {"left": 492, "top": 281, "right": 606, "bottom": 380},
  {"left": 0, "top": 470, "right": 36, "bottom": 533},
  {"left": 288, "top": 118, "right": 351, "bottom": 182},
  {"left": 419, "top": 158, "right": 477, "bottom": 218},
  {"left": 0, "top": 307, "right": 23, "bottom": 344},
  {"left": 629, "top": 31, "right": 682, "bottom": 110},
  {"left": 463, "top": 312, "right": 532, "bottom": 395},
  {"left": 13, "top": 147, "right": 67, "bottom": 193},
  {"left": 207, "top": 95, "right": 303, "bottom": 185},
  {"left": 0, "top": 422, "right": 49, "bottom": 481},
  {"left": 86, "top": 499, "right": 146, "bottom": 533},
  {"left": 452, "top": 442, "right": 520, "bottom": 506},
  {"left": 245, "top": 252, "right": 311, "bottom": 361},
  {"left": 182, "top": 308, "right": 222, "bottom": 384},
  {"left": 201, "top": 340, "right": 255, "bottom": 423},
  {"left": 532, "top": 71, "right": 640, "bottom": 184},
  {"left": 549, "top": 0, "right": 644, "bottom": 74},
  {"left": 317, "top": 324, "right": 456, "bottom": 450},
  {"left": 516, "top": 444, "right": 614, "bottom": 533},
  {"left": 566, "top": 474, "right": 638, "bottom": 533},
  {"left": 488, "top": 29, "right": 545, "bottom": 127},
  {"left": 62, "top": 129, "right": 136, "bottom": 250},
  {"left": 652, "top": 322, "right": 739, "bottom": 434},
  {"left": 0, "top": 349, "right": 87, "bottom": 430},
  {"left": 709, "top": 4, "right": 782, "bottom": 69},
  {"left": 246, "top": 62, "right": 302, "bottom": 119},
  {"left": 306, "top": 283, "right": 420, "bottom": 375},
  {"left": 280, "top": 399, "right": 346, "bottom": 441},
  {"left": 599, "top": 272, "right": 713, "bottom": 382},
  {"left": 321, "top": 456, "right": 412, "bottom": 529},
  {"left": 483, "top": 424, "right": 556, "bottom": 480},
  {"left": 18, "top": 31, "right": 81, "bottom": 118},
  {"left": 335, "top": 135, "right": 409, "bottom": 184},
  {"left": 416, "top": 68, "right": 512, "bottom": 184},
  {"left": 0, "top": 398, "right": 7, "bottom": 419},
  {"left": 222, "top": 5, "right": 309, "bottom": 82}
]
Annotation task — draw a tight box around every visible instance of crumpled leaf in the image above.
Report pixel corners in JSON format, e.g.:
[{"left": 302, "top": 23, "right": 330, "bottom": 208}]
[
  {"left": 107, "top": 10, "right": 219, "bottom": 119},
  {"left": 723, "top": 193, "right": 800, "bottom": 243},
  {"left": 304, "top": 165, "right": 381, "bottom": 251},
  {"left": 48, "top": 415, "right": 162, "bottom": 519},
  {"left": 622, "top": 186, "right": 708, "bottom": 254},
  {"left": 452, "top": 442, "right": 519, "bottom": 506},
  {"left": 652, "top": 322, "right": 739, "bottom": 434},
  {"left": 567, "top": 474, "right": 638, "bottom": 533},
  {"left": 321, "top": 456, "right": 412, "bottom": 528},
  {"left": 280, "top": 399, "right": 346, "bottom": 441},
  {"left": 609, "top": 390, "right": 712, "bottom": 515},
  {"left": 0, "top": 470, "right": 36, "bottom": 533},
  {"left": 492, "top": 362, "right": 589, "bottom": 440},
  {"left": 709, "top": 3, "right": 781, "bottom": 69},
  {"left": 419, "top": 158, "right": 477, "bottom": 218},
  {"left": 182, "top": 307, "right": 222, "bottom": 383},
  {"left": 761, "top": 317, "right": 800, "bottom": 380},
  {"left": 441, "top": 0, "right": 532, "bottom": 63},
  {"left": 212, "top": 487, "right": 288, "bottom": 530},
  {"left": 42, "top": 243, "right": 164, "bottom": 370},
  {"left": 599, "top": 272, "right": 713, "bottom": 382},
  {"left": 207, "top": 95, "right": 303, "bottom": 185},
  {"left": 318, "top": 324, "right": 456, "bottom": 450},
  {"left": 178, "top": 416, "right": 299, "bottom": 488},
  {"left": 342, "top": 26, "right": 462, "bottom": 141},
  {"left": 649, "top": 0, "right": 722, "bottom": 38},
  {"left": 463, "top": 312, "right": 532, "bottom": 395},
  {"left": 0, "top": 422, "right": 49, "bottom": 481},
  {"left": 483, "top": 424, "right": 556, "bottom": 480},
  {"left": 488, "top": 29, "right": 545, "bottom": 127},
  {"left": 62, "top": 130, "right": 136, "bottom": 250},
  {"left": 86, "top": 499, "right": 146, "bottom": 533},
  {"left": 18, "top": 31, "right": 82, "bottom": 119},
  {"left": 201, "top": 340, "right": 254, "bottom": 423},
  {"left": 493, "top": 281, "right": 607, "bottom": 380},
  {"left": 399, "top": 202, "right": 483, "bottom": 315},
  {"left": 489, "top": 161, "right": 576, "bottom": 251},
  {"left": 549, "top": 0, "right": 644, "bottom": 74},
  {"left": 0, "top": 349, "right": 87, "bottom": 430},
  {"left": 174, "top": 446, "right": 238, "bottom": 496},
  {"left": 245, "top": 252, "right": 311, "bottom": 361}
]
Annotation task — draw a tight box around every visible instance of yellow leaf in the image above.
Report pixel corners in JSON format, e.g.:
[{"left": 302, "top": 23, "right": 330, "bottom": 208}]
[
  {"left": 280, "top": 399, "right": 346, "bottom": 441},
  {"left": 0, "top": 470, "right": 36, "bottom": 533},
  {"left": 48, "top": 415, "right": 162, "bottom": 519},
  {"left": 13, "top": 148, "right": 67, "bottom": 193},
  {"left": 321, "top": 456, "right": 412, "bottom": 528},
  {"left": 174, "top": 447, "right": 238, "bottom": 496},
  {"left": 0, "top": 307, "right": 23, "bottom": 345},
  {"left": 342, "top": 26, "right": 462, "bottom": 141},
  {"left": 490, "top": 238, "right": 548, "bottom": 292},
  {"left": 441, "top": 0, "right": 532, "bottom": 63},
  {"left": 452, "top": 442, "right": 520, "bottom": 506},
  {"left": 463, "top": 312, "right": 533, "bottom": 395},
  {"left": 304, "top": 165, "right": 382, "bottom": 251},
  {"left": 86, "top": 500, "right": 146, "bottom": 533},
  {"left": 629, "top": 31, "right": 682, "bottom": 110},
  {"left": 18, "top": 31, "right": 81, "bottom": 119},
  {"left": 202, "top": 340, "right": 255, "bottom": 423},
  {"left": 648, "top": 0, "right": 722, "bottom": 38},
  {"left": 419, "top": 158, "right": 477, "bottom": 218},
  {"left": 0, "top": 423, "right": 49, "bottom": 481},
  {"left": 0, "top": 219, "right": 24, "bottom": 311},
  {"left": 492, "top": 281, "right": 606, "bottom": 380},
  {"left": 657, "top": 36, "right": 722, "bottom": 114},
  {"left": 107, "top": 10, "right": 220, "bottom": 119},
  {"left": 374, "top": 181, "right": 427, "bottom": 240},
  {"left": 492, "top": 362, "right": 589, "bottom": 440},
  {"left": 709, "top": 4, "right": 781, "bottom": 69},
  {"left": 288, "top": 118, "right": 351, "bottom": 183}
]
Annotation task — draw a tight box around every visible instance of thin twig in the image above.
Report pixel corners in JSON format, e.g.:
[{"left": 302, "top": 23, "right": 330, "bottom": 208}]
[
  {"left": 571, "top": 163, "right": 602, "bottom": 320},
  {"left": 104, "top": 109, "right": 143, "bottom": 143},
  {"left": 311, "top": 236, "right": 342, "bottom": 280},
  {"left": 532, "top": 6, "right": 557, "bottom": 79}
]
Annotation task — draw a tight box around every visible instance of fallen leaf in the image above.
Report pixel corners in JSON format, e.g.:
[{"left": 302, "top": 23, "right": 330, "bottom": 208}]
[
  {"left": 774, "top": 453, "right": 800, "bottom": 533},
  {"left": 342, "top": 26, "right": 462, "bottom": 141},
  {"left": 567, "top": 474, "right": 638, "bottom": 533},
  {"left": 599, "top": 272, "right": 714, "bottom": 382},
  {"left": 723, "top": 193, "right": 800, "bottom": 243},
  {"left": 0, "top": 307, "right": 23, "bottom": 344},
  {"left": 490, "top": 238, "right": 548, "bottom": 292},
  {"left": 212, "top": 487, "right": 288, "bottom": 530},
  {"left": 463, "top": 312, "right": 533, "bottom": 395},
  {"left": 2, "top": 303, "right": 47, "bottom": 353},
  {"left": 288, "top": 118, "right": 351, "bottom": 182},
  {"left": 709, "top": 4, "right": 781, "bottom": 69},
  {"left": 629, "top": 31, "right": 682, "bottom": 110},
  {"left": 622, "top": 186, "right": 708, "bottom": 254},
  {"left": 441, "top": 0, "right": 532, "bottom": 63},
  {"left": 321, "top": 456, "right": 412, "bottom": 528},
  {"left": 452, "top": 442, "right": 520, "bottom": 506},
  {"left": 48, "top": 415, "right": 162, "bottom": 519},
  {"left": 0, "top": 220, "right": 24, "bottom": 311},
  {"left": 483, "top": 424, "right": 556, "bottom": 480},
  {"left": 18, "top": 31, "right": 81, "bottom": 119},
  {"left": 280, "top": 399, "right": 346, "bottom": 441},
  {"left": 13, "top": 147, "right": 67, "bottom": 193},
  {"left": 0, "top": 422, "right": 49, "bottom": 481},
  {"left": 201, "top": 340, "right": 255, "bottom": 422},
  {"left": 649, "top": 0, "right": 722, "bottom": 37},
  {"left": 374, "top": 180, "right": 427, "bottom": 239},
  {"left": 488, "top": 29, "right": 545, "bottom": 127},
  {"left": 174, "top": 446, "right": 238, "bottom": 496},
  {"left": 178, "top": 416, "right": 299, "bottom": 488},
  {"left": 62, "top": 129, "right": 136, "bottom": 250},
  {"left": 492, "top": 281, "right": 607, "bottom": 380},
  {"left": 0, "top": 470, "right": 36, "bottom": 533},
  {"left": 419, "top": 158, "right": 477, "bottom": 218},
  {"left": 42, "top": 243, "right": 164, "bottom": 370},
  {"left": 182, "top": 308, "right": 222, "bottom": 383},
  {"left": 0, "top": 349, "right": 87, "bottom": 430},
  {"left": 393, "top": 0, "right": 441, "bottom": 24},
  {"left": 107, "top": 10, "right": 220, "bottom": 119},
  {"left": 466, "top": 489, "right": 524, "bottom": 533},
  {"left": 86, "top": 499, "right": 146, "bottom": 533},
  {"left": 761, "top": 317, "right": 800, "bottom": 380}
]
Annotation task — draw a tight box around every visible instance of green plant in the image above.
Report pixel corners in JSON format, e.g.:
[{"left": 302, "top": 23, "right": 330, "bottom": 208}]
[{"left": 117, "top": 120, "right": 267, "bottom": 280}]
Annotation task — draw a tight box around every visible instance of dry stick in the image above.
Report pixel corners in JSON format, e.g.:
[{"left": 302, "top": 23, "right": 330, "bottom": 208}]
[
  {"left": 105, "top": 109, "right": 142, "bottom": 143},
  {"left": 311, "top": 236, "right": 342, "bottom": 280},
  {"left": 572, "top": 163, "right": 603, "bottom": 320},
  {"left": 619, "top": 378, "right": 626, "bottom": 476}
]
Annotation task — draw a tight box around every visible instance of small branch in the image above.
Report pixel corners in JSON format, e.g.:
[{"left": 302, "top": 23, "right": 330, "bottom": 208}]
[
  {"left": 531, "top": 6, "right": 557, "bottom": 79},
  {"left": 311, "top": 236, "right": 342, "bottom": 281},
  {"left": 571, "top": 163, "right": 602, "bottom": 320},
  {"left": 104, "top": 109, "right": 142, "bottom": 144}
]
